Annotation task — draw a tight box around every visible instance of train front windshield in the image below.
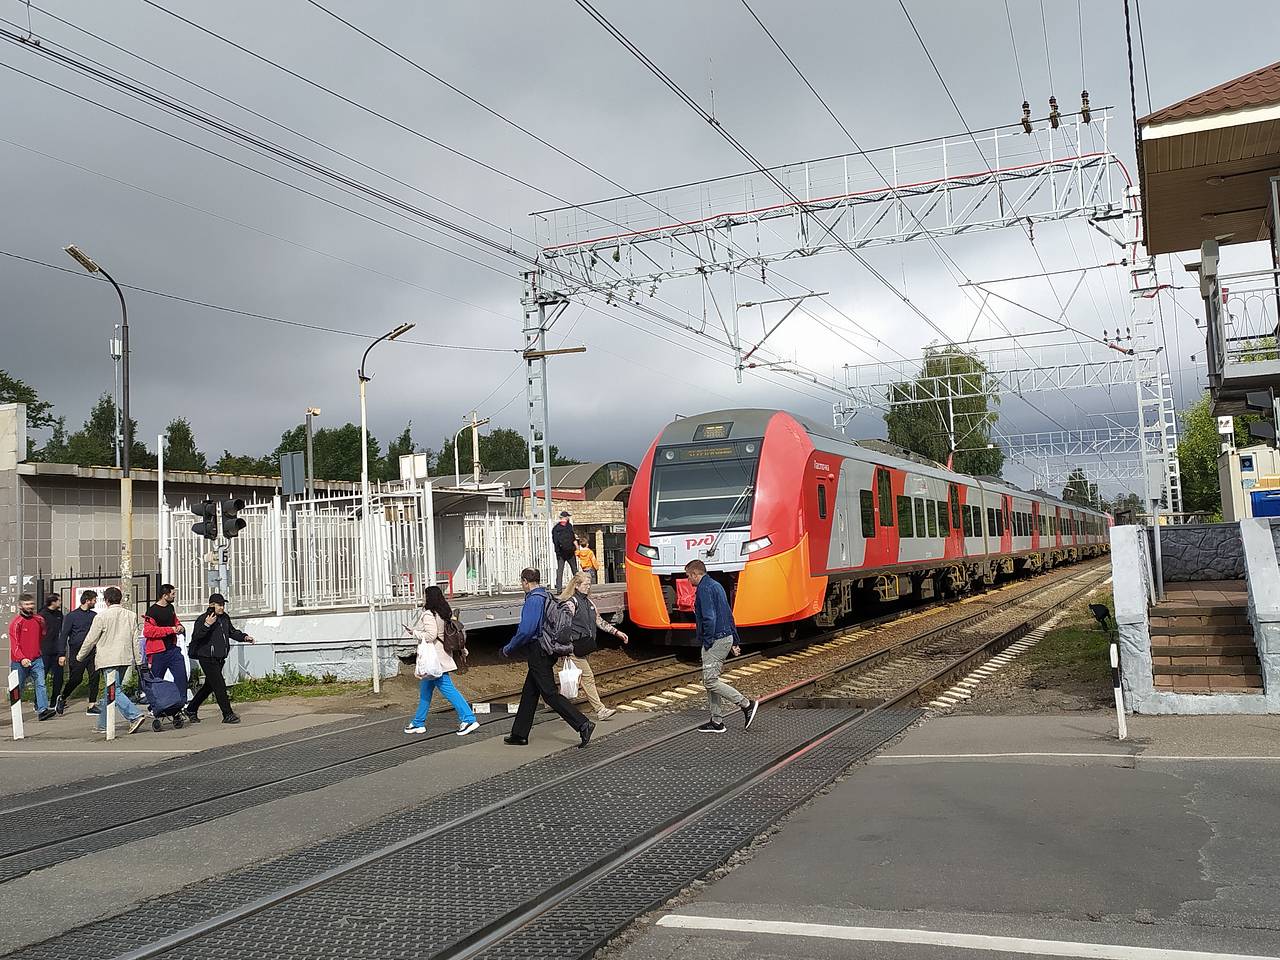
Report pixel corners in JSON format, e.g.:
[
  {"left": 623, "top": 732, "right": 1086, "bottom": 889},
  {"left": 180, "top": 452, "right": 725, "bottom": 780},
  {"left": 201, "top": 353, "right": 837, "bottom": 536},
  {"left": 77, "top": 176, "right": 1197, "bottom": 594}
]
[{"left": 650, "top": 445, "right": 759, "bottom": 532}]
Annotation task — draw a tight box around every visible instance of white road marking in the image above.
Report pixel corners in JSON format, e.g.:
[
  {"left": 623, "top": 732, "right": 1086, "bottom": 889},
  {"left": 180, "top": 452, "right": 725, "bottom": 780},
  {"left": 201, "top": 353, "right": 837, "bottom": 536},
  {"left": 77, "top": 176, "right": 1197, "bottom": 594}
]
[
  {"left": 656, "top": 915, "right": 1280, "bottom": 960},
  {"left": 0, "top": 748, "right": 201, "bottom": 754}
]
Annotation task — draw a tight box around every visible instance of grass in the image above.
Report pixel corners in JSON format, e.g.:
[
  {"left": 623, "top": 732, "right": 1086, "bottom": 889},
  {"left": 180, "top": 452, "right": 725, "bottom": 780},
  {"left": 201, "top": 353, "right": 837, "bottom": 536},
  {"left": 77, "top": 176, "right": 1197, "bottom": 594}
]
[
  {"left": 1021, "top": 590, "right": 1114, "bottom": 690},
  {"left": 226, "top": 665, "right": 359, "bottom": 703}
]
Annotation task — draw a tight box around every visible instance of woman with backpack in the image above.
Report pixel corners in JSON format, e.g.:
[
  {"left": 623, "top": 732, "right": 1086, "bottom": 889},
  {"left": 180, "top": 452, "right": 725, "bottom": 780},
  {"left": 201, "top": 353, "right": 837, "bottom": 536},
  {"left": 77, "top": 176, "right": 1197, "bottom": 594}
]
[
  {"left": 558, "top": 572, "right": 628, "bottom": 721},
  {"left": 403, "top": 586, "right": 479, "bottom": 737}
]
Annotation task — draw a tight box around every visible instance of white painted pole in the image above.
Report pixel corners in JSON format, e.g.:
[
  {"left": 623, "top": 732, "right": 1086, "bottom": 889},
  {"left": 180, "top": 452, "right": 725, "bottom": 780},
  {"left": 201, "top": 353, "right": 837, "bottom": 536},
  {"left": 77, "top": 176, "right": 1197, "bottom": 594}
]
[
  {"left": 359, "top": 377, "right": 379, "bottom": 694},
  {"left": 8, "top": 668, "right": 24, "bottom": 741},
  {"left": 105, "top": 668, "right": 118, "bottom": 741},
  {"left": 158, "top": 433, "right": 170, "bottom": 587},
  {"left": 1109, "top": 643, "right": 1127, "bottom": 741}
]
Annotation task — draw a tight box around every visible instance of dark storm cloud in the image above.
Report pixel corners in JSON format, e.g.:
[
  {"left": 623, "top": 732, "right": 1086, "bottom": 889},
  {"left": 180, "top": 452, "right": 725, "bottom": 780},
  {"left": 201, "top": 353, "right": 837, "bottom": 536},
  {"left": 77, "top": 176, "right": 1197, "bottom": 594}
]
[{"left": 0, "top": 0, "right": 1273, "bottom": 491}]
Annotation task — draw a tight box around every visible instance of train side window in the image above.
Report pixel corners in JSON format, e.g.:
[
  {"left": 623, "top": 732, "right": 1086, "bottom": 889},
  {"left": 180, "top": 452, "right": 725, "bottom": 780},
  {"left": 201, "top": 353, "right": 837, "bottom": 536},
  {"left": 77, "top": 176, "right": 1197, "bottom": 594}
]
[
  {"left": 995, "top": 509, "right": 1004, "bottom": 536},
  {"left": 986, "top": 507, "right": 996, "bottom": 535},
  {"left": 877, "top": 470, "right": 893, "bottom": 526},
  {"left": 897, "top": 495, "right": 914, "bottom": 536},
  {"left": 965, "top": 505, "right": 975, "bottom": 537},
  {"left": 914, "top": 498, "right": 927, "bottom": 537},
  {"left": 949, "top": 486, "right": 961, "bottom": 527},
  {"left": 859, "top": 490, "right": 875, "bottom": 538},
  {"left": 937, "top": 499, "right": 949, "bottom": 536},
  {"left": 817, "top": 483, "right": 828, "bottom": 520},
  {"left": 927, "top": 500, "right": 939, "bottom": 538}
]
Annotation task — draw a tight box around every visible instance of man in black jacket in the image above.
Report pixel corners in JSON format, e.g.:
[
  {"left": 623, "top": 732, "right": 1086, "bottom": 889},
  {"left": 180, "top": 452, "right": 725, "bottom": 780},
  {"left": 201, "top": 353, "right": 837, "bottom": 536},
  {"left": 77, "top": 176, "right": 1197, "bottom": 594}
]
[
  {"left": 552, "top": 511, "right": 578, "bottom": 592},
  {"left": 39, "top": 594, "right": 65, "bottom": 711},
  {"left": 185, "top": 593, "right": 254, "bottom": 724},
  {"left": 56, "top": 591, "right": 98, "bottom": 715}
]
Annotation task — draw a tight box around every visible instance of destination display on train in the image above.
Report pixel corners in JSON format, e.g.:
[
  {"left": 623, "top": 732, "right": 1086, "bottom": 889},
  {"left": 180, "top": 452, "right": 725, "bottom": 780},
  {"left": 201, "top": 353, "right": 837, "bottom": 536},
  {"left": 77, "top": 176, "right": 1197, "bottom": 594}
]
[
  {"left": 662, "top": 440, "right": 759, "bottom": 462},
  {"left": 693, "top": 421, "right": 732, "bottom": 441}
]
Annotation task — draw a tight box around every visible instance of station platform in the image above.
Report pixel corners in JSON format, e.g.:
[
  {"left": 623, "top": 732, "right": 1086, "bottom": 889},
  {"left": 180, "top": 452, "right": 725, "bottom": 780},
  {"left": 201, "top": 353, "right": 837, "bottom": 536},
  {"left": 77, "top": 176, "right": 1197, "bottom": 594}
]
[{"left": 619, "top": 712, "right": 1280, "bottom": 960}]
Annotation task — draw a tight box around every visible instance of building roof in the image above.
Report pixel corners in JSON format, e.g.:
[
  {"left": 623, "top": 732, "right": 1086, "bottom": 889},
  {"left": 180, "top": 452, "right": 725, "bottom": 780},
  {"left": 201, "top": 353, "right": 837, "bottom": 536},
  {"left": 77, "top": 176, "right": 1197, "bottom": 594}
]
[
  {"left": 477, "top": 462, "right": 634, "bottom": 491},
  {"left": 1141, "top": 60, "right": 1280, "bottom": 125}
]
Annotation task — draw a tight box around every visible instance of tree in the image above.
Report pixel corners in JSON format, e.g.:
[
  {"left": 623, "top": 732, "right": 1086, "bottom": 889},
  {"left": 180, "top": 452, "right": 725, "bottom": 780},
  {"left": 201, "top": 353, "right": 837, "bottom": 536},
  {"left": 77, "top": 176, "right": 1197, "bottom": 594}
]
[
  {"left": 380, "top": 421, "right": 424, "bottom": 482},
  {"left": 1177, "top": 391, "right": 1255, "bottom": 515},
  {"left": 1062, "top": 468, "right": 1099, "bottom": 506},
  {"left": 213, "top": 450, "right": 276, "bottom": 476},
  {"left": 884, "top": 345, "right": 1003, "bottom": 477},
  {"left": 433, "top": 426, "right": 581, "bottom": 479},
  {"left": 1110, "top": 491, "right": 1143, "bottom": 519},
  {"left": 0, "top": 370, "right": 55, "bottom": 430},
  {"left": 274, "top": 422, "right": 379, "bottom": 483},
  {"left": 163, "top": 418, "right": 207, "bottom": 472},
  {"left": 34, "top": 417, "right": 70, "bottom": 463},
  {"left": 63, "top": 394, "right": 155, "bottom": 469}
]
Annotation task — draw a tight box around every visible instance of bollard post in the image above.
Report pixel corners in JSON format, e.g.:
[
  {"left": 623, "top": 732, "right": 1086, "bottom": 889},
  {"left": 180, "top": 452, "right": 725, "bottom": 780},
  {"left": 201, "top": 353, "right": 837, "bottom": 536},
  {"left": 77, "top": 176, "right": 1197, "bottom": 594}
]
[
  {"left": 1109, "top": 643, "right": 1127, "bottom": 740},
  {"left": 105, "top": 668, "right": 118, "bottom": 741},
  {"left": 8, "top": 668, "right": 24, "bottom": 741}
]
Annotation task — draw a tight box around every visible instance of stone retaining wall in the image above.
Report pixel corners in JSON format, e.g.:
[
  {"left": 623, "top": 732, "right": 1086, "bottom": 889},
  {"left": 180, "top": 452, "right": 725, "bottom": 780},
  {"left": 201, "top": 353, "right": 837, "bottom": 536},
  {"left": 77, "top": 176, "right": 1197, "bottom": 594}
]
[{"left": 1149, "top": 522, "right": 1244, "bottom": 582}]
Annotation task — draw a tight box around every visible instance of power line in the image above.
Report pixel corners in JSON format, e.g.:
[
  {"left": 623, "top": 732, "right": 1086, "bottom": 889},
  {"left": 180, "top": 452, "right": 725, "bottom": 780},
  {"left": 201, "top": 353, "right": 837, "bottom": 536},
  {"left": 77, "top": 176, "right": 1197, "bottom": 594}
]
[
  {"left": 1003, "top": 0, "right": 1027, "bottom": 101},
  {"left": 1133, "top": 0, "right": 1154, "bottom": 113},
  {"left": 0, "top": 248, "right": 520, "bottom": 352},
  {"left": 1038, "top": 0, "right": 1055, "bottom": 93}
]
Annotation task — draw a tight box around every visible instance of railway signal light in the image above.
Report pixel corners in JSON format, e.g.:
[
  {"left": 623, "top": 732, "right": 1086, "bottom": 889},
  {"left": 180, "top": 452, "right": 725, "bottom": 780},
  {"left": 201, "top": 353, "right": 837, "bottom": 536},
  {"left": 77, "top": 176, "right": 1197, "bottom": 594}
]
[
  {"left": 220, "top": 497, "right": 246, "bottom": 539},
  {"left": 191, "top": 500, "right": 217, "bottom": 540},
  {"left": 1245, "top": 390, "right": 1279, "bottom": 446}
]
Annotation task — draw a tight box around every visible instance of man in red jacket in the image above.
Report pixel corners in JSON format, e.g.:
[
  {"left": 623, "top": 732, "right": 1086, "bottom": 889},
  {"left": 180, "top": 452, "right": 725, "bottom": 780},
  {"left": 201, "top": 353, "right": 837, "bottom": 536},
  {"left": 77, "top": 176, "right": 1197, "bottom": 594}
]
[
  {"left": 143, "top": 584, "right": 187, "bottom": 705},
  {"left": 8, "top": 594, "right": 55, "bottom": 720}
]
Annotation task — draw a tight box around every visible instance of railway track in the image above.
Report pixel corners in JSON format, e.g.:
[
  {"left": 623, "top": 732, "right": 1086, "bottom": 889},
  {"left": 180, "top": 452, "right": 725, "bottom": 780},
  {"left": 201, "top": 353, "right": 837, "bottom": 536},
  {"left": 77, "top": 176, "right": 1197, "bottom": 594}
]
[
  {"left": 0, "top": 559, "right": 1103, "bottom": 887},
  {"left": 11, "top": 557, "right": 1114, "bottom": 960}
]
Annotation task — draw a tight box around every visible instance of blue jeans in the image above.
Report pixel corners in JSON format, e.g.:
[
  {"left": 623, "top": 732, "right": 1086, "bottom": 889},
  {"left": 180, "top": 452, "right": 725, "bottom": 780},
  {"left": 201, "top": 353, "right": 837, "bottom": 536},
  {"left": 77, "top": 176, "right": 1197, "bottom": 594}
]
[
  {"left": 11, "top": 659, "right": 48, "bottom": 713},
  {"left": 411, "top": 673, "right": 476, "bottom": 726},
  {"left": 95, "top": 669, "right": 144, "bottom": 732}
]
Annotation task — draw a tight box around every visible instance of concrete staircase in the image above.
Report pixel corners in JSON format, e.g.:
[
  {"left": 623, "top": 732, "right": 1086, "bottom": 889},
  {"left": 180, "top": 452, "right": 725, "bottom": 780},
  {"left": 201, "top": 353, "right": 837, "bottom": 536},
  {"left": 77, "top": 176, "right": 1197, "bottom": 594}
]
[{"left": 1150, "top": 581, "right": 1263, "bottom": 694}]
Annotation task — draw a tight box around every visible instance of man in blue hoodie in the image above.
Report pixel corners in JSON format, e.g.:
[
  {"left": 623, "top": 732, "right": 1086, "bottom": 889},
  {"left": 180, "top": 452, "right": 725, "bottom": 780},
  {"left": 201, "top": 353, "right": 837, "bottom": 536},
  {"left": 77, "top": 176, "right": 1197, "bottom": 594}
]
[
  {"left": 686, "top": 559, "right": 759, "bottom": 734},
  {"left": 501, "top": 567, "right": 594, "bottom": 748}
]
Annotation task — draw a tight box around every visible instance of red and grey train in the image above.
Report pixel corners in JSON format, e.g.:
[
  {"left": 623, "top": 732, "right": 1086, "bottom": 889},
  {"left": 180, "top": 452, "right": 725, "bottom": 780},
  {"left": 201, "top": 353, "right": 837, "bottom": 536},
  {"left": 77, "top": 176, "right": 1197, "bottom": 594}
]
[{"left": 626, "top": 409, "right": 1110, "bottom": 642}]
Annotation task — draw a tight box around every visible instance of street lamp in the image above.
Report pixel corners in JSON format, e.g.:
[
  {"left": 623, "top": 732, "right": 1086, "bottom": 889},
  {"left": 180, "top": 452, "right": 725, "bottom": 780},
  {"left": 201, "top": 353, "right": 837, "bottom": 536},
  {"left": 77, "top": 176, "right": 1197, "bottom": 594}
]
[
  {"left": 304, "top": 406, "right": 321, "bottom": 500},
  {"left": 65, "top": 244, "right": 134, "bottom": 605},
  {"left": 454, "top": 411, "right": 490, "bottom": 488},
  {"left": 358, "top": 322, "right": 414, "bottom": 693}
]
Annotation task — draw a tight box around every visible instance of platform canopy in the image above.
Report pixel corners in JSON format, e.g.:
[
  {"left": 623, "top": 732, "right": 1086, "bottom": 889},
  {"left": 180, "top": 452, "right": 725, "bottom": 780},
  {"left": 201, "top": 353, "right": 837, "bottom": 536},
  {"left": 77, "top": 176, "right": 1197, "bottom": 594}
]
[{"left": 1139, "top": 59, "right": 1280, "bottom": 255}]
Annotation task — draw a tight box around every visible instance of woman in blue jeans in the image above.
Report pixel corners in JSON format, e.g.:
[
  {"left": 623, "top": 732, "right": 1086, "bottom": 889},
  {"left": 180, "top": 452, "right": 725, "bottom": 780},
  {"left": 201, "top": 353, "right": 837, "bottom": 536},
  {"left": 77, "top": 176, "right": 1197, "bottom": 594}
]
[{"left": 403, "top": 587, "right": 478, "bottom": 736}]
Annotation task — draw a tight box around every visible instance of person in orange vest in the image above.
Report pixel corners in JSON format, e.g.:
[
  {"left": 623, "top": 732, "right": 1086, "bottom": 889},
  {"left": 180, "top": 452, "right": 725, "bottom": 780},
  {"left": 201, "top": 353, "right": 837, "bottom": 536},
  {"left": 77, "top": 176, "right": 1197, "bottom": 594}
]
[{"left": 575, "top": 537, "right": 600, "bottom": 584}]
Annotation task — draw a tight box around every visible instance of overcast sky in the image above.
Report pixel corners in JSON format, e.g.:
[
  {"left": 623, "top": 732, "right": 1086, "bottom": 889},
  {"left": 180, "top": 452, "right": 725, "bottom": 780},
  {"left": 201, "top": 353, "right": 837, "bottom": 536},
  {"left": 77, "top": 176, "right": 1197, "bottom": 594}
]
[{"left": 2, "top": 0, "right": 1276, "bottom": 493}]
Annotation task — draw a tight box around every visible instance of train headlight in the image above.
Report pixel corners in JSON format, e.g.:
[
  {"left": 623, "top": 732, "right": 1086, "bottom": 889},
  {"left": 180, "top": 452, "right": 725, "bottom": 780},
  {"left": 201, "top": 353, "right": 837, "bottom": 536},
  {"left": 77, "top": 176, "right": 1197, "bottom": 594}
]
[
  {"left": 740, "top": 535, "right": 772, "bottom": 556},
  {"left": 636, "top": 543, "right": 660, "bottom": 560}
]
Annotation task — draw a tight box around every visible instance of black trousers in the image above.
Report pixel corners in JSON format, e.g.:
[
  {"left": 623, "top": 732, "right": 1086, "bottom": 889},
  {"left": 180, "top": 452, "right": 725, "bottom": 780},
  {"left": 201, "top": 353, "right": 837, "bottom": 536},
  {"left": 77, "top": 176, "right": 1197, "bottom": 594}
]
[
  {"left": 61, "top": 647, "right": 99, "bottom": 703},
  {"left": 189, "top": 656, "right": 233, "bottom": 717},
  {"left": 41, "top": 651, "right": 65, "bottom": 702},
  {"left": 511, "top": 647, "right": 588, "bottom": 740}
]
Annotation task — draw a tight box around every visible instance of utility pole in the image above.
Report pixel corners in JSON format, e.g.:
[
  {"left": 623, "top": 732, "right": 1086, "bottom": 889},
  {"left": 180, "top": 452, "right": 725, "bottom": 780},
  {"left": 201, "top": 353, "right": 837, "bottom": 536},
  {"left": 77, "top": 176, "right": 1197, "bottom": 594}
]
[
  {"left": 304, "top": 406, "right": 321, "bottom": 500},
  {"left": 65, "top": 245, "right": 133, "bottom": 606},
  {"left": 453, "top": 411, "right": 491, "bottom": 488}
]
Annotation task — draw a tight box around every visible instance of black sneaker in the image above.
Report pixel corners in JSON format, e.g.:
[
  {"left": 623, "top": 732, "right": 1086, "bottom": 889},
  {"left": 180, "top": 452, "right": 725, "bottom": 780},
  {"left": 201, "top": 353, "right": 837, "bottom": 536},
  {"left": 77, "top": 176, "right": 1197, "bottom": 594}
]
[
  {"left": 86, "top": 704, "right": 100, "bottom": 716},
  {"left": 184, "top": 709, "right": 201, "bottom": 724},
  {"left": 742, "top": 699, "right": 759, "bottom": 730},
  {"left": 54, "top": 696, "right": 66, "bottom": 716},
  {"left": 696, "top": 720, "right": 727, "bottom": 733},
  {"left": 222, "top": 713, "right": 241, "bottom": 725},
  {"left": 503, "top": 734, "right": 529, "bottom": 745},
  {"left": 37, "top": 708, "right": 56, "bottom": 721},
  {"left": 579, "top": 720, "right": 595, "bottom": 749}
]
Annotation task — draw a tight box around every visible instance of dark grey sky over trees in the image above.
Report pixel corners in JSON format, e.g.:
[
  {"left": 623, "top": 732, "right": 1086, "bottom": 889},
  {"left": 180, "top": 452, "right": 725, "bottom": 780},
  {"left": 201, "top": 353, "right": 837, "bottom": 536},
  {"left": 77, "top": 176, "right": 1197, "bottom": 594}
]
[{"left": 2, "top": 0, "right": 1275, "bottom": 490}]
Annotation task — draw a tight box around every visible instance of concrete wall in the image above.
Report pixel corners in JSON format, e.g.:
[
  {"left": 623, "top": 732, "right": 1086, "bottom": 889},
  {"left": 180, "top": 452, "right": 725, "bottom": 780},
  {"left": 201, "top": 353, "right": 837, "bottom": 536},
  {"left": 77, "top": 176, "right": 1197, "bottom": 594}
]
[
  {"left": 1241, "top": 519, "right": 1280, "bottom": 712},
  {"left": 1150, "top": 522, "right": 1244, "bottom": 582}
]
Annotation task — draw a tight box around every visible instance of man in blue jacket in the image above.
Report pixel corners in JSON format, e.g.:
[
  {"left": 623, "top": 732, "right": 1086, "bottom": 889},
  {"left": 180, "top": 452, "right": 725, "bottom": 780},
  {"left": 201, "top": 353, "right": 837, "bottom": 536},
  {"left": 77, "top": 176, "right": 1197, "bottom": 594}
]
[
  {"left": 501, "top": 567, "right": 593, "bottom": 748},
  {"left": 686, "top": 559, "right": 759, "bottom": 733}
]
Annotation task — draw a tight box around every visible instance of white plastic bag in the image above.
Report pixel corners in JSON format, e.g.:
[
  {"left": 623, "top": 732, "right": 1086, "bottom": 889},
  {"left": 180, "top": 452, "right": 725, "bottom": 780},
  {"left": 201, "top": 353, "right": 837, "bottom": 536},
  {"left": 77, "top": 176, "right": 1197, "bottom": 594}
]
[
  {"left": 415, "top": 639, "right": 444, "bottom": 679},
  {"left": 558, "top": 659, "right": 582, "bottom": 698}
]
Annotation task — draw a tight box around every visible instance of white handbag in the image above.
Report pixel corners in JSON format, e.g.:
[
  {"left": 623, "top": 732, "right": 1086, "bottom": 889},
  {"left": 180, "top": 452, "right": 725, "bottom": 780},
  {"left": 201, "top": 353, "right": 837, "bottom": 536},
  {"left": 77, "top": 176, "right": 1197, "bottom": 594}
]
[
  {"left": 415, "top": 639, "right": 444, "bottom": 679},
  {"left": 558, "top": 659, "right": 582, "bottom": 698}
]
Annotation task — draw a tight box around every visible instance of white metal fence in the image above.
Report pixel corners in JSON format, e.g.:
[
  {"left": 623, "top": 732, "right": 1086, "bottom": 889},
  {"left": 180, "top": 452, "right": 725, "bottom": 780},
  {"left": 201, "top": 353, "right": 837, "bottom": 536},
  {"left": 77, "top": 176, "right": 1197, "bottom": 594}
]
[
  {"left": 164, "top": 489, "right": 545, "bottom": 619},
  {"left": 461, "top": 516, "right": 553, "bottom": 594}
]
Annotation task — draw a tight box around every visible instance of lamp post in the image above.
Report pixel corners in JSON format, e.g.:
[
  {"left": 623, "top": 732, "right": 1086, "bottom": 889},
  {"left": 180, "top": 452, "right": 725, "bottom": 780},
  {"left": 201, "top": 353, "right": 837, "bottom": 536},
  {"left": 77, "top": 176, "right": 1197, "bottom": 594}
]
[
  {"left": 453, "top": 411, "right": 490, "bottom": 488},
  {"left": 65, "top": 245, "right": 134, "bottom": 605},
  {"left": 358, "top": 322, "right": 414, "bottom": 693},
  {"left": 304, "top": 406, "right": 321, "bottom": 500}
]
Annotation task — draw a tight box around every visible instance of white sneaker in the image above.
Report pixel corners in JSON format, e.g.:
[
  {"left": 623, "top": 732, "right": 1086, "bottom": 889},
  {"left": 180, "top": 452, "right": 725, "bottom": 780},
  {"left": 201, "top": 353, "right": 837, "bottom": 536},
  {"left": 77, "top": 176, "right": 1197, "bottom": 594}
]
[
  {"left": 598, "top": 707, "right": 618, "bottom": 720},
  {"left": 457, "top": 720, "right": 480, "bottom": 736},
  {"left": 403, "top": 723, "right": 426, "bottom": 734}
]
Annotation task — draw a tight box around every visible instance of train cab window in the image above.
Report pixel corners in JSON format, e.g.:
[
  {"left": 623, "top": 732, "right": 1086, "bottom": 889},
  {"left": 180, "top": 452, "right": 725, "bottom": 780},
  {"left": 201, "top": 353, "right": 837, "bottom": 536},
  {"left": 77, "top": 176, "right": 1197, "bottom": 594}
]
[
  {"left": 817, "top": 483, "right": 828, "bottom": 520},
  {"left": 926, "top": 501, "right": 939, "bottom": 538},
  {"left": 914, "top": 498, "right": 927, "bottom": 537},
  {"left": 859, "top": 490, "right": 875, "bottom": 538},
  {"left": 897, "top": 495, "right": 914, "bottom": 536},
  {"left": 937, "top": 499, "right": 950, "bottom": 536},
  {"left": 877, "top": 469, "right": 893, "bottom": 527}
]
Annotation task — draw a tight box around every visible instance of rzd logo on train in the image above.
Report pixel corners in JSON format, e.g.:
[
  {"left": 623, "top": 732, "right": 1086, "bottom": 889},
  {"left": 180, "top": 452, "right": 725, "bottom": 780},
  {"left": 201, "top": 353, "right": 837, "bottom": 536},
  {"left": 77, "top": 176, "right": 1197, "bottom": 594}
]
[{"left": 685, "top": 535, "right": 715, "bottom": 550}]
